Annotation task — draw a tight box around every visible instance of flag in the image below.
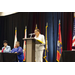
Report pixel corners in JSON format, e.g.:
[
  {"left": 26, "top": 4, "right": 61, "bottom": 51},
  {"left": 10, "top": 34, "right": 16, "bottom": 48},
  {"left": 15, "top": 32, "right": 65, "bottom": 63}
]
[
  {"left": 35, "top": 24, "right": 37, "bottom": 29},
  {"left": 14, "top": 27, "right": 17, "bottom": 48},
  {"left": 56, "top": 20, "right": 62, "bottom": 62},
  {"left": 72, "top": 13, "right": 75, "bottom": 49},
  {"left": 35, "top": 24, "right": 37, "bottom": 62},
  {"left": 43, "top": 23, "right": 48, "bottom": 62},
  {"left": 23, "top": 26, "right": 27, "bottom": 61}
]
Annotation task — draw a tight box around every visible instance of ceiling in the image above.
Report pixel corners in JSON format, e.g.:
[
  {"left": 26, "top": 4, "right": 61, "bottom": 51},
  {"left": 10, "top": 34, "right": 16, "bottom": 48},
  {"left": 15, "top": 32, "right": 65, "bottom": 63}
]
[{"left": 0, "top": 12, "right": 17, "bottom": 16}]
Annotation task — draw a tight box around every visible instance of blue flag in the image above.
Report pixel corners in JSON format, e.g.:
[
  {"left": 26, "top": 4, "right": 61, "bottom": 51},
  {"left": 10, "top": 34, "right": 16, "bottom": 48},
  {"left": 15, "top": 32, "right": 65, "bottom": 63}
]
[{"left": 43, "top": 23, "right": 48, "bottom": 62}]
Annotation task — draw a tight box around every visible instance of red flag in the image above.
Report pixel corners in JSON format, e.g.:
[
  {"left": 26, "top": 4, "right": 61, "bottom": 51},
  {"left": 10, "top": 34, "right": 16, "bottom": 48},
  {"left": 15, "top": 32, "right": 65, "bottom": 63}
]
[
  {"left": 56, "top": 20, "right": 62, "bottom": 62},
  {"left": 23, "top": 26, "right": 27, "bottom": 61}
]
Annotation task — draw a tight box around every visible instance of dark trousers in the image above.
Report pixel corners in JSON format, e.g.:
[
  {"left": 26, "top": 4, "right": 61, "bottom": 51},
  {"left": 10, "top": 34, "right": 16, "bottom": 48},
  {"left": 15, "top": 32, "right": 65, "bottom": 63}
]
[{"left": 19, "top": 60, "right": 23, "bottom": 62}]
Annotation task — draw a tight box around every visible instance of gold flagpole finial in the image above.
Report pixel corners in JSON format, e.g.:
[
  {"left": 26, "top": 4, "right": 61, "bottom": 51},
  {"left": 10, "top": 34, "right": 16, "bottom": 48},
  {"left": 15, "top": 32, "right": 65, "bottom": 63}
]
[
  {"left": 59, "top": 20, "right": 61, "bottom": 25},
  {"left": 15, "top": 27, "right": 17, "bottom": 30},
  {"left": 46, "top": 22, "right": 48, "bottom": 28},
  {"left": 46, "top": 22, "right": 48, "bottom": 26},
  {"left": 59, "top": 20, "right": 60, "bottom": 23},
  {"left": 25, "top": 26, "right": 27, "bottom": 29},
  {"left": 35, "top": 24, "right": 37, "bottom": 29},
  {"left": 46, "top": 22, "right": 48, "bottom": 25}
]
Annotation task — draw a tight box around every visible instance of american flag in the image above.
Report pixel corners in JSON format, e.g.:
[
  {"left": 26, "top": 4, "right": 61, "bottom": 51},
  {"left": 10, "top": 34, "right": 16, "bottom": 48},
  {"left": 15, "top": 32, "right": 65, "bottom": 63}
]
[{"left": 72, "top": 13, "right": 75, "bottom": 49}]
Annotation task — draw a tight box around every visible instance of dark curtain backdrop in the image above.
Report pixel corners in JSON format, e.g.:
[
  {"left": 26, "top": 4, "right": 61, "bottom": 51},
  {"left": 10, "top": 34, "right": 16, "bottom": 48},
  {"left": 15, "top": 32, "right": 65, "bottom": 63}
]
[
  {"left": 0, "top": 12, "right": 29, "bottom": 49},
  {"left": 46, "top": 12, "right": 73, "bottom": 62},
  {"left": 32, "top": 12, "right": 45, "bottom": 34},
  {"left": 0, "top": 12, "right": 45, "bottom": 50},
  {"left": 0, "top": 12, "right": 74, "bottom": 62}
]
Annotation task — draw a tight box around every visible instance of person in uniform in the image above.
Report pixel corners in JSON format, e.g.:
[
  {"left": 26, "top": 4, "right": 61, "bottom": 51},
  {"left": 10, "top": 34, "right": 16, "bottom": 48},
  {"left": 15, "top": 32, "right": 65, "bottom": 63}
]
[
  {"left": 2, "top": 40, "right": 11, "bottom": 53},
  {"left": 10, "top": 41, "right": 24, "bottom": 62},
  {"left": 34, "top": 29, "right": 45, "bottom": 62}
]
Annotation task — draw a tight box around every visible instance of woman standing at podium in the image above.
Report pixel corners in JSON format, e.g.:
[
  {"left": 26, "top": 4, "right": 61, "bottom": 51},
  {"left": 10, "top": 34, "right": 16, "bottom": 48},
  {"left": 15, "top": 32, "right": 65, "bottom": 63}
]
[{"left": 34, "top": 29, "right": 45, "bottom": 62}]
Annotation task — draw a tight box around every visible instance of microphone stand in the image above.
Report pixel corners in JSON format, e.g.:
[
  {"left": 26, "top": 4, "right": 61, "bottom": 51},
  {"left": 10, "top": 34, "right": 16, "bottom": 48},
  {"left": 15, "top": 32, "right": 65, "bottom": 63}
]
[
  {"left": 30, "top": 34, "right": 33, "bottom": 38},
  {"left": 29, "top": 33, "right": 35, "bottom": 38}
]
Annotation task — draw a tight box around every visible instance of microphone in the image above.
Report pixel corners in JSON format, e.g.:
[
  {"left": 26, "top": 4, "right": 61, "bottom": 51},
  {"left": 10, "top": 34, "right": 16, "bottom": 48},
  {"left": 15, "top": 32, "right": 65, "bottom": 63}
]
[
  {"left": 29, "top": 33, "right": 35, "bottom": 35},
  {"left": 29, "top": 33, "right": 35, "bottom": 38}
]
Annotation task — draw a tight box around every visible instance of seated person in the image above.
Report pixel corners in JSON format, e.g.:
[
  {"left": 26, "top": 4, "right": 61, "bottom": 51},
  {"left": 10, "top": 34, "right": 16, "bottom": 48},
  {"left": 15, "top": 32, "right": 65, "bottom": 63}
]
[
  {"left": 2, "top": 40, "right": 11, "bottom": 53},
  {"left": 11, "top": 41, "right": 24, "bottom": 62}
]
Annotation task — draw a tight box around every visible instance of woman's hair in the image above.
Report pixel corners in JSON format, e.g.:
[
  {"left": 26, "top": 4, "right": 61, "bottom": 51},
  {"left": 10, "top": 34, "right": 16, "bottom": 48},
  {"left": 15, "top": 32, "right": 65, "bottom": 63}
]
[
  {"left": 35, "top": 29, "right": 40, "bottom": 33},
  {"left": 3, "top": 40, "right": 8, "bottom": 44}
]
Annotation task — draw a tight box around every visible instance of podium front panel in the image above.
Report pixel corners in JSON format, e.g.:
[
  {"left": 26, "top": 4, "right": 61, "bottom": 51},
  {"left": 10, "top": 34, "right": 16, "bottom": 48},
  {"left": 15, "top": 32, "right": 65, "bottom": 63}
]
[
  {"left": 26, "top": 39, "right": 35, "bottom": 62},
  {"left": 23, "top": 38, "right": 42, "bottom": 62}
]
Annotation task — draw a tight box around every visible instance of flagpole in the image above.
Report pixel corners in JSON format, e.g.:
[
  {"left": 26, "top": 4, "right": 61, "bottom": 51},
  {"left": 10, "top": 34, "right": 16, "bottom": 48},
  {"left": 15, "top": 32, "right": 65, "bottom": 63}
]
[
  {"left": 56, "top": 19, "right": 62, "bottom": 62},
  {"left": 25, "top": 26, "right": 27, "bottom": 61},
  {"left": 23, "top": 26, "right": 27, "bottom": 61},
  {"left": 34, "top": 24, "right": 37, "bottom": 62},
  {"left": 46, "top": 23, "right": 48, "bottom": 62},
  {"left": 45, "top": 23, "right": 48, "bottom": 51},
  {"left": 43, "top": 23, "right": 48, "bottom": 62},
  {"left": 35, "top": 24, "right": 37, "bottom": 29},
  {"left": 14, "top": 27, "right": 17, "bottom": 48}
]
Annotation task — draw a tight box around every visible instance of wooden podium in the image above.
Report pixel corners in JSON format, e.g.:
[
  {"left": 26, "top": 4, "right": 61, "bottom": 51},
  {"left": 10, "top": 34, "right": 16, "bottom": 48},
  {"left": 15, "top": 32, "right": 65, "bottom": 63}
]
[{"left": 23, "top": 38, "right": 42, "bottom": 62}]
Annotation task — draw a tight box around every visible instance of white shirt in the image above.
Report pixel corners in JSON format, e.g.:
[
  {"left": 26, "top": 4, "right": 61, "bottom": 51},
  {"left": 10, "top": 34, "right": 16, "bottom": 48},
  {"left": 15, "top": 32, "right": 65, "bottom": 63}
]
[
  {"left": 34, "top": 34, "right": 45, "bottom": 51},
  {"left": 2, "top": 45, "right": 11, "bottom": 53}
]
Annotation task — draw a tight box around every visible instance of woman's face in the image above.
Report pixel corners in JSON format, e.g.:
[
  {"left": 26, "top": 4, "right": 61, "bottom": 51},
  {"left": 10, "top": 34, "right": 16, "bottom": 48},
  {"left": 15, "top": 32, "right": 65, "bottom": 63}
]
[
  {"left": 34, "top": 30, "right": 39, "bottom": 36},
  {"left": 4, "top": 43, "right": 7, "bottom": 47}
]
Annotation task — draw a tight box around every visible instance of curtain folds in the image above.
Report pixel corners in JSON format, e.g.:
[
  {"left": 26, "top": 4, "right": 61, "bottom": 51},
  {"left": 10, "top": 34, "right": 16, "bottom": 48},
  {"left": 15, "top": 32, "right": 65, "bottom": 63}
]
[{"left": 0, "top": 12, "right": 74, "bottom": 62}]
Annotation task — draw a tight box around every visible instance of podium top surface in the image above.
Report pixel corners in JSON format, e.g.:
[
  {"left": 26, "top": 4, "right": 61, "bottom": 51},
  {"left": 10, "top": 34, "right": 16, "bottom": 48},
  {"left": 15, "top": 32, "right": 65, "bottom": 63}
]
[
  {"left": 23, "top": 38, "right": 35, "bottom": 40},
  {"left": 23, "top": 38, "right": 44, "bottom": 44}
]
